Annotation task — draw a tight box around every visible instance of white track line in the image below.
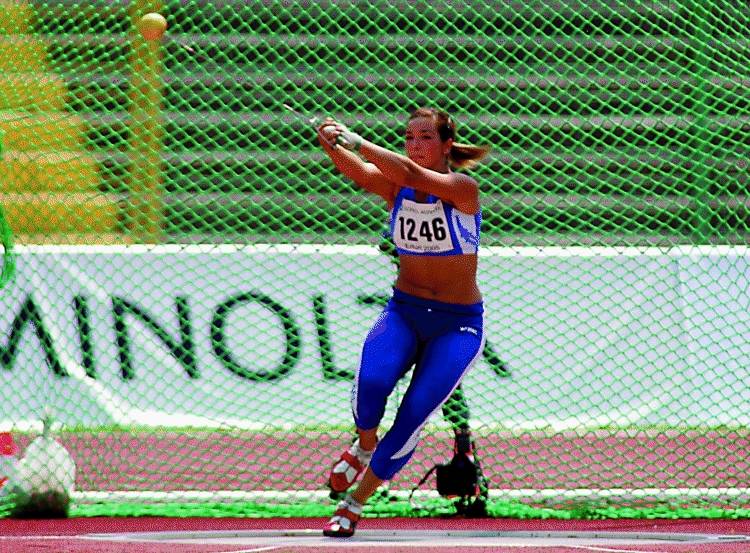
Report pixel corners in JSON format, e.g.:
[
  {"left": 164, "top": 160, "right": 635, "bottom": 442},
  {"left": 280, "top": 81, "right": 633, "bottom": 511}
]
[
  {"left": 216, "top": 548, "right": 282, "bottom": 553},
  {"left": 566, "top": 547, "right": 668, "bottom": 553}
]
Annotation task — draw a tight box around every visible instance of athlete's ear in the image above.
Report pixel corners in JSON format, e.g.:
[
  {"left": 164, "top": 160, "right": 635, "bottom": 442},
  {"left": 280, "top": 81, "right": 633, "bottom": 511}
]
[{"left": 443, "top": 138, "right": 454, "bottom": 156}]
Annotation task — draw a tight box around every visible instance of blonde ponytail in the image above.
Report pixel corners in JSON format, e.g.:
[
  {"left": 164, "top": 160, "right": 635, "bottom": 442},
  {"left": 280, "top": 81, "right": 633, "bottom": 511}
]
[{"left": 449, "top": 143, "right": 491, "bottom": 170}]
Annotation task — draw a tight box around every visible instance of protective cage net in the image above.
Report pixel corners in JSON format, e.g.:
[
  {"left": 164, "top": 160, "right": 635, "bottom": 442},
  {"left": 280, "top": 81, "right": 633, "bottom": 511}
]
[{"left": 0, "top": 0, "right": 749, "bottom": 519}]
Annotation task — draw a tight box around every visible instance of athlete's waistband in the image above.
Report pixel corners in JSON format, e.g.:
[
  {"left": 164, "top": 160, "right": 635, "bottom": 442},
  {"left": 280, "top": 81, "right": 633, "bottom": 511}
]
[{"left": 391, "top": 288, "right": 484, "bottom": 315}]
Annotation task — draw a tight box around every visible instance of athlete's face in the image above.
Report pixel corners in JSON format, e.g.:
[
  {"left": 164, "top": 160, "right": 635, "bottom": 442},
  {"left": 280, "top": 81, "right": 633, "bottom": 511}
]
[{"left": 404, "top": 116, "right": 452, "bottom": 171}]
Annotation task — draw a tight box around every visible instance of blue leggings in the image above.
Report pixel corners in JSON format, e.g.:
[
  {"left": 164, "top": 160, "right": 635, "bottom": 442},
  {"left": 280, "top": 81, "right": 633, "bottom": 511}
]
[{"left": 352, "top": 289, "right": 485, "bottom": 480}]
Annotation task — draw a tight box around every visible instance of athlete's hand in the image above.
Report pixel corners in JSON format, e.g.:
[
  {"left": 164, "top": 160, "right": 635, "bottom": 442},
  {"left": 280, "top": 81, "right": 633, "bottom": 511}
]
[
  {"left": 317, "top": 118, "right": 338, "bottom": 147},
  {"left": 334, "top": 124, "right": 362, "bottom": 151},
  {"left": 317, "top": 119, "right": 362, "bottom": 151}
]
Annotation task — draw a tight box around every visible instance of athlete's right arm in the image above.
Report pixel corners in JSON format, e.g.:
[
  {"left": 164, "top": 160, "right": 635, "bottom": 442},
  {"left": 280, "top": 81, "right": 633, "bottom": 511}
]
[{"left": 317, "top": 120, "right": 395, "bottom": 203}]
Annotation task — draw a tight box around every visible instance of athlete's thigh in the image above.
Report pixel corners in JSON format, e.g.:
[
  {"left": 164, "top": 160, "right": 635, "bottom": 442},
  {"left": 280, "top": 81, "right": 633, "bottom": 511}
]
[
  {"left": 401, "top": 329, "right": 484, "bottom": 419},
  {"left": 356, "top": 306, "right": 418, "bottom": 394}
]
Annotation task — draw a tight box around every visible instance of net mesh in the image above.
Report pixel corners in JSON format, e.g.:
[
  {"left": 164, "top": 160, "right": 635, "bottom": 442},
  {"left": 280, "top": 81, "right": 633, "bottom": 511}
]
[{"left": 0, "top": 0, "right": 749, "bottom": 519}]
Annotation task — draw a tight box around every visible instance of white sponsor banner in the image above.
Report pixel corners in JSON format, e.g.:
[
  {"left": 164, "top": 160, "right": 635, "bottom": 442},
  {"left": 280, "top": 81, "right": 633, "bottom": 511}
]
[{"left": 1, "top": 245, "right": 749, "bottom": 430}]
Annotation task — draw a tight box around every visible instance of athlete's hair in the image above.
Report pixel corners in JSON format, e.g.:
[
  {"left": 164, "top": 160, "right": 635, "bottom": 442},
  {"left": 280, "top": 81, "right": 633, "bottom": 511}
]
[{"left": 408, "top": 107, "right": 491, "bottom": 170}]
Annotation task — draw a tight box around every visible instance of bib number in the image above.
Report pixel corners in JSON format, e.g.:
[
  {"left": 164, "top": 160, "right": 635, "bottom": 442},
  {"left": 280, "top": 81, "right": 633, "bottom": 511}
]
[
  {"left": 393, "top": 200, "right": 453, "bottom": 253},
  {"left": 397, "top": 217, "right": 447, "bottom": 242}
]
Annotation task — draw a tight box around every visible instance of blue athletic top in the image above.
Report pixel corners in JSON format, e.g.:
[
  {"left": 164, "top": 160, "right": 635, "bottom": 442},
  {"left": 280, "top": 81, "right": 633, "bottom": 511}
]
[{"left": 388, "top": 187, "right": 481, "bottom": 256}]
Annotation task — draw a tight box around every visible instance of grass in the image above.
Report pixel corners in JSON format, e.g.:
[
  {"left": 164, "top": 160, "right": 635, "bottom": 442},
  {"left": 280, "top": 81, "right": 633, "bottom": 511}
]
[{"left": 52, "top": 497, "right": 750, "bottom": 520}]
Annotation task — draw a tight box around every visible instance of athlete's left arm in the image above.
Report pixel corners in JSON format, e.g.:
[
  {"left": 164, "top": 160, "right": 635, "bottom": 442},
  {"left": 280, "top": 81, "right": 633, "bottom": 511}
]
[{"left": 359, "top": 142, "right": 479, "bottom": 214}]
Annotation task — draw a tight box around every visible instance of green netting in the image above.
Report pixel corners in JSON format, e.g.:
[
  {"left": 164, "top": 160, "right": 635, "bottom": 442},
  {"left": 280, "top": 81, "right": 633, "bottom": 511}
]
[{"left": 0, "top": 0, "right": 749, "bottom": 520}]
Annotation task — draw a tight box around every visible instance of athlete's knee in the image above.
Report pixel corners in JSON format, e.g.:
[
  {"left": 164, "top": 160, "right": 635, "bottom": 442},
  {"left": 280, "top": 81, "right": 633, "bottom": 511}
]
[
  {"left": 351, "top": 375, "right": 392, "bottom": 429},
  {"left": 397, "top": 393, "right": 445, "bottom": 427},
  {"left": 356, "top": 369, "right": 396, "bottom": 400}
]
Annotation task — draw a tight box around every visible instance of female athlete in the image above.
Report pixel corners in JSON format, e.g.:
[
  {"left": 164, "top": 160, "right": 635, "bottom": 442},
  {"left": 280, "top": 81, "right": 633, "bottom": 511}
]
[{"left": 317, "top": 107, "right": 490, "bottom": 537}]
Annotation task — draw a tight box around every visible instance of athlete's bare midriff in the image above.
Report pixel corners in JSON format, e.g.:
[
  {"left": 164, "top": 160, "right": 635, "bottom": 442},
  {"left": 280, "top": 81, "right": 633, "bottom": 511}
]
[{"left": 395, "top": 254, "right": 482, "bottom": 305}]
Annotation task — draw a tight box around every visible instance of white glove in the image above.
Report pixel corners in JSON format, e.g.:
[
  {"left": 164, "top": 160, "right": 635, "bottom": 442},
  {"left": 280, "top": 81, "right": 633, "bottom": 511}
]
[{"left": 336, "top": 128, "right": 363, "bottom": 151}]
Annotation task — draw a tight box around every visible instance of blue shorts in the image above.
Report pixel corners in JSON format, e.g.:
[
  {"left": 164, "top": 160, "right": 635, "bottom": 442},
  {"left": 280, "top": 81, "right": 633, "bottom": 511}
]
[{"left": 351, "top": 288, "right": 485, "bottom": 480}]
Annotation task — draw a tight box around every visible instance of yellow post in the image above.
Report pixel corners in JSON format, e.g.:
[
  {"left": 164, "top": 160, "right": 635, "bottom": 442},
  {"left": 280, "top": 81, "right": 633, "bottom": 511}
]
[{"left": 125, "top": 1, "right": 166, "bottom": 243}]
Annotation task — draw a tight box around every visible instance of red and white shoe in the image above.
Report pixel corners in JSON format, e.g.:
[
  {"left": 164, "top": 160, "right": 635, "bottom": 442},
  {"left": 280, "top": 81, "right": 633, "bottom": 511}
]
[
  {"left": 328, "top": 440, "right": 372, "bottom": 493},
  {"left": 323, "top": 497, "right": 362, "bottom": 537}
]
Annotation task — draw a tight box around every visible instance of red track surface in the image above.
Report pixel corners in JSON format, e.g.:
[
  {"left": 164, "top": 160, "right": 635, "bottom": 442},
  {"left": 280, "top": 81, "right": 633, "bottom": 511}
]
[
  {"left": 3, "top": 517, "right": 750, "bottom": 553},
  {"left": 11, "top": 430, "right": 749, "bottom": 492},
  {"left": 4, "top": 431, "right": 750, "bottom": 551}
]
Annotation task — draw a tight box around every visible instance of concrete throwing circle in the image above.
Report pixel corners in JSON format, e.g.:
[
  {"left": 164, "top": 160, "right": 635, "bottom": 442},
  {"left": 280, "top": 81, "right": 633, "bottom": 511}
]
[{"left": 83, "top": 529, "right": 750, "bottom": 547}]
